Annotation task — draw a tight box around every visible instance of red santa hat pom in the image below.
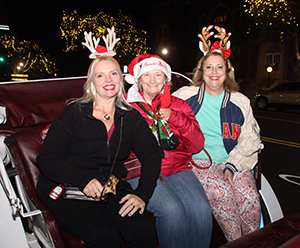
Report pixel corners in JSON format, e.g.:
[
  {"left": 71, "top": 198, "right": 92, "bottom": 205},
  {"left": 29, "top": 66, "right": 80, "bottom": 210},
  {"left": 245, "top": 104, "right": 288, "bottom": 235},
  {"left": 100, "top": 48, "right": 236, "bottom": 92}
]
[{"left": 125, "top": 54, "right": 172, "bottom": 84}]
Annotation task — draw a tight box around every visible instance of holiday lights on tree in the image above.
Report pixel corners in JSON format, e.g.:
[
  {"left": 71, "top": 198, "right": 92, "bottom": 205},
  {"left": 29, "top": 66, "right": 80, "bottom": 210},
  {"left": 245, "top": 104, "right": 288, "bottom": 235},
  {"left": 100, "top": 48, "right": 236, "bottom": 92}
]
[
  {"left": 244, "top": 0, "right": 299, "bottom": 58},
  {"left": 60, "top": 10, "right": 150, "bottom": 63},
  {"left": 244, "top": 0, "right": 299, "bottom": 39},
  {"left": 0, "top": 35, "right": 57, "bottom": 75}
]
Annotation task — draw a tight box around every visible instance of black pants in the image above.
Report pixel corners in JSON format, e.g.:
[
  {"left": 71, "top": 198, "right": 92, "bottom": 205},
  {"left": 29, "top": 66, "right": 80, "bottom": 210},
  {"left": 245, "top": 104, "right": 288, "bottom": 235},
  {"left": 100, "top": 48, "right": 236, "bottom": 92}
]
[{"left": 39, "top": 192, "right": 157, "bottom": 248}]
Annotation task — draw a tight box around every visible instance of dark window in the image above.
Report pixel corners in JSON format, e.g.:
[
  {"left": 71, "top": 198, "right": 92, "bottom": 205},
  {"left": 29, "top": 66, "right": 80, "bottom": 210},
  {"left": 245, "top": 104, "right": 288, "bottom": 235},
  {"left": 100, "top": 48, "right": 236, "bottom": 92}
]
[{"left": 157, "top": 25, "right": 169, "bottom": 41}]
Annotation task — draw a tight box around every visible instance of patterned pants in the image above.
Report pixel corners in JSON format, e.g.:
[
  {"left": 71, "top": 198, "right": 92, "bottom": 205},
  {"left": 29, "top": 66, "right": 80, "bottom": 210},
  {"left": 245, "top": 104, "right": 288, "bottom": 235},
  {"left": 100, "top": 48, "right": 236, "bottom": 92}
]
[{"left": 192, "top": 159, "right": 261, "bottom": 241}]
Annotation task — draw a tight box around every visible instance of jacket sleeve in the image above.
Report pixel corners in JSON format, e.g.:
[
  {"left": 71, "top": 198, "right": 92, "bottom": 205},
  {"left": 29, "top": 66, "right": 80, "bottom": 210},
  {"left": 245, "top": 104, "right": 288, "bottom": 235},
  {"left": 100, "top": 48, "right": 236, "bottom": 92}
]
[
  {"left": 225, "top": 96, "right": 261, "bottom": 173},
  {"left": 130, "top": 110, "right": 161, "bottom": 204},
  {"left": 167, "top": 96, "right": 204, "bottom": 154}
]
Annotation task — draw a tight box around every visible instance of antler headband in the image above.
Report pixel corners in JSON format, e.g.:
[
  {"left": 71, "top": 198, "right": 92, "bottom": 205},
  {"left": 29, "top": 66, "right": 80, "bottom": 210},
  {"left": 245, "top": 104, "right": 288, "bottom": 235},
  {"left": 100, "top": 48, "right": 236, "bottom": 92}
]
[
  {"left": 198, "top": 25, "right": 231, "bottom": 59},
  {"left": 82, "top": 26, "right": 120, "bottom": 59}
]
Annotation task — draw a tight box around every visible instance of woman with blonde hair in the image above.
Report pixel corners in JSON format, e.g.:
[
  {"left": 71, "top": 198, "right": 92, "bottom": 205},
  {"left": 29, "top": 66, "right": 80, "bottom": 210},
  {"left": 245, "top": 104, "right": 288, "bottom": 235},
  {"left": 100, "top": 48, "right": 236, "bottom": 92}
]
[{"left": 37, "top": 28, "right": 161, "bottom": 248}]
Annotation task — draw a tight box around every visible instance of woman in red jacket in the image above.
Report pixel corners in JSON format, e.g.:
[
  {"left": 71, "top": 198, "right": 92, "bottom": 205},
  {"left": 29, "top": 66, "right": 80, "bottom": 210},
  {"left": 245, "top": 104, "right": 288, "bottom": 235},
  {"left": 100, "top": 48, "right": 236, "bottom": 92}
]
[{"left": 125, "top": 54, "right": 212, "bottom": 248}]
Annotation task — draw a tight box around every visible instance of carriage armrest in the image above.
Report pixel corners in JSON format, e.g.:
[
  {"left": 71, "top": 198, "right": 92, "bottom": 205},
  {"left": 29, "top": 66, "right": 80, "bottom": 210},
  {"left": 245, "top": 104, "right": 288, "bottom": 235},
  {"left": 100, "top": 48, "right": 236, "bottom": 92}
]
[
  {"left": 279, "top": 233, "right": 300, "bottom": 248},
  {"left": 219, "top": 210, "right": 300, "bottom": 248}
]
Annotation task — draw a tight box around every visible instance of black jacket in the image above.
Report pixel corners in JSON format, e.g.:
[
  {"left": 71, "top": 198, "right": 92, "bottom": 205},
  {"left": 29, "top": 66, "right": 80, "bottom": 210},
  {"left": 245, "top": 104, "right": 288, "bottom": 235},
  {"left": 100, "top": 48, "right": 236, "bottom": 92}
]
[{"left": 37, "top": 101, "right": 161, "bottom": 203}]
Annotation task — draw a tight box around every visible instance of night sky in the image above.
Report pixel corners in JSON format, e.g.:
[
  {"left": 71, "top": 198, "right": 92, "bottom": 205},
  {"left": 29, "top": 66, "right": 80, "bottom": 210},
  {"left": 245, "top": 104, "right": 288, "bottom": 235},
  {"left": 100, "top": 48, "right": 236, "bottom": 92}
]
[{"left": 0, "top": 0, "right": 151, "bottom": 77}]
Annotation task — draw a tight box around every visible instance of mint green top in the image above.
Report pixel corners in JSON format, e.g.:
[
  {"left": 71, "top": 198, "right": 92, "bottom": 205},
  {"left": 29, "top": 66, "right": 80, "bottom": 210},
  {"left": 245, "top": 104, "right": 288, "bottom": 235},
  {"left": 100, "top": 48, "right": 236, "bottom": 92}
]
[{"left": 192, "top": 91, "right": 228, "bottom": 163}]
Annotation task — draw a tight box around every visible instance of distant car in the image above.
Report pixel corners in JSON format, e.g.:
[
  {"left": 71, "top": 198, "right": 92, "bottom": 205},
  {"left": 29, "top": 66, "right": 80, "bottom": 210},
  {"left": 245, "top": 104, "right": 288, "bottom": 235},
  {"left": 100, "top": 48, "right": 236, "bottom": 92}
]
[{"left": 254, "top": 81, "right": 300, "bottom": 111}]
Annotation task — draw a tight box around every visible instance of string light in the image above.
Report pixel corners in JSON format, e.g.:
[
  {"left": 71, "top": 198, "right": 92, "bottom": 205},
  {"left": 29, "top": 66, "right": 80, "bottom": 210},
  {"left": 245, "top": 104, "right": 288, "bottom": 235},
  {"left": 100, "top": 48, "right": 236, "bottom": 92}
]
[
  {"left": 244, "top": 0, "right": 299, "bottom": 42},
  {"left": 0, "top": 35, "right": 57, "bottom": 75},
  {"left": 60, "top": 10, "right": 150, "bottom": 60}
]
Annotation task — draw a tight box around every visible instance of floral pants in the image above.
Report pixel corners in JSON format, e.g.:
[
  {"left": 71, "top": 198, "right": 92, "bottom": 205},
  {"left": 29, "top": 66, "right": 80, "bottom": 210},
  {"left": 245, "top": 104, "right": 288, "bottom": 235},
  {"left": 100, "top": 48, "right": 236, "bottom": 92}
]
[{"left": 192, "top": 159, "right": 261, "bottom": 241}]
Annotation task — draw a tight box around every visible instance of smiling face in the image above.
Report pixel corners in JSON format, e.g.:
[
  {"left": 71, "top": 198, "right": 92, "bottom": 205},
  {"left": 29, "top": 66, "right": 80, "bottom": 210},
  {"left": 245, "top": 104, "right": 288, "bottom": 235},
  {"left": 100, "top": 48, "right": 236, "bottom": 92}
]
[
  {"left": 203, "top": 54, "right": 227, "bottom": 96},
  {"left": 93, "top": 59, "right": 121, "bottom": 101},
  {"left": 139, "top": 70, "right": 166, "bottom": 101}
]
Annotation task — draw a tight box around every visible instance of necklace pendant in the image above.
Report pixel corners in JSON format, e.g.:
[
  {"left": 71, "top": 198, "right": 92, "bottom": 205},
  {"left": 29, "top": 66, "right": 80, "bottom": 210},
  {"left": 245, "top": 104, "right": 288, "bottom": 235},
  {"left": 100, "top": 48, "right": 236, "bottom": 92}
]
[{"left": 104, "top": 114, "right": 110, "bottom": 121}]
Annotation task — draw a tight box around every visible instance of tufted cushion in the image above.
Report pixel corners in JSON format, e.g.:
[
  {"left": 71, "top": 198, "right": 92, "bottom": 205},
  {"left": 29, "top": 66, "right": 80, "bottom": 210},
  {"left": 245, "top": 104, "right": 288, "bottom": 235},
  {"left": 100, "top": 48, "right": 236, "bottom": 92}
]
[{"left": 5, "top": 125, "right": 45, "bottom": 187}]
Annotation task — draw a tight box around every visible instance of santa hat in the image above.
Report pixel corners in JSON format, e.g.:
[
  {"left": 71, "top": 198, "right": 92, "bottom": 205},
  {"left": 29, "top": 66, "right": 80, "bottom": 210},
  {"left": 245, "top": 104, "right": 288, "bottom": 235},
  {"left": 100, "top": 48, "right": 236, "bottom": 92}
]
[{"left": 125, "top": 54, "right": 172, "bottom": 84}]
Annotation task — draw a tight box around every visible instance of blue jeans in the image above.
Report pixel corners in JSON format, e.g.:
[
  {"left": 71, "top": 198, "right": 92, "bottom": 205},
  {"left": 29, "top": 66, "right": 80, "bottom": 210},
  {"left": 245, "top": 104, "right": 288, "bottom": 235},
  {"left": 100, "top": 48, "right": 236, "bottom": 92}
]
[{"left": 128, "top": 170, "right": 212, "bottom": 248}]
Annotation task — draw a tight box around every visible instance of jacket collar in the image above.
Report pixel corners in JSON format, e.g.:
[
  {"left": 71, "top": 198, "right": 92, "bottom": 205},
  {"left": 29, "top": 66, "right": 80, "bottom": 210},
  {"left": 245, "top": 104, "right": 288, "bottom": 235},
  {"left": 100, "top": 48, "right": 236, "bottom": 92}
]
[
  {"left": 78, "top": 101, "right": 127, "bottom": 120},
  {"left": 198, "top": 84, "right": 230, "bottom": 108},
  {"left": 127, "top": 84, "right": 146, "bottom": 104}
]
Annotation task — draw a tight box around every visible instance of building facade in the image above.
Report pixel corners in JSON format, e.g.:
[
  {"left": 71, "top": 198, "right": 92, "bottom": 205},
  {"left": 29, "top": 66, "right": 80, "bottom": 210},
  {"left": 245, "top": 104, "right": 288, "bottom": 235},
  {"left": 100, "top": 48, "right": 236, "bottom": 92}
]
[{"left": 148, "top": 0, "right": 300, "bottom": 93}]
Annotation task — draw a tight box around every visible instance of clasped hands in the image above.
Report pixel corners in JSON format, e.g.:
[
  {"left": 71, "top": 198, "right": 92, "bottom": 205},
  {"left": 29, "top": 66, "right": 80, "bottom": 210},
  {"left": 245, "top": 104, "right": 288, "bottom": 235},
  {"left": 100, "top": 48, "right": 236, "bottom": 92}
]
[
  {"left": 159, "top": 108, "right": 171, "bottom": 121},
  {"left": 83, "top": 178, "right": 145, "bottom": 217}
]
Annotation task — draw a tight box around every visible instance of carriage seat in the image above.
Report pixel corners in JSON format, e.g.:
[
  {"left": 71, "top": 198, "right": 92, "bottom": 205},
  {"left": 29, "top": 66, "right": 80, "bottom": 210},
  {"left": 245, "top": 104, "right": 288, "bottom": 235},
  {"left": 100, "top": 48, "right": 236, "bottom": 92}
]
[{"left": 0, "top": 75, "right": 229, "bottom": 247}]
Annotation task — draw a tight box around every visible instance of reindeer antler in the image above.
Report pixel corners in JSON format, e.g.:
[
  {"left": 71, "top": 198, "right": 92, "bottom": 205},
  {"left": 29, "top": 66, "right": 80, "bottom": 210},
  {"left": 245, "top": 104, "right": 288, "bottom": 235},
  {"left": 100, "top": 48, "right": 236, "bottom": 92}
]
[
  {"left": 102, "top": 27, "right": 120, "bottom": 57},
  {"left": 82, "top": 27, "right": 120, "bottom": 59},
  {"left": 214, "top": 26, "right": 231, "bottom": 50},
  {"left": 82, "top": 31, "right": 100, "bottom": 57},
  {"left": 198, "top": 25, "right": 214, "bottom": 54}
]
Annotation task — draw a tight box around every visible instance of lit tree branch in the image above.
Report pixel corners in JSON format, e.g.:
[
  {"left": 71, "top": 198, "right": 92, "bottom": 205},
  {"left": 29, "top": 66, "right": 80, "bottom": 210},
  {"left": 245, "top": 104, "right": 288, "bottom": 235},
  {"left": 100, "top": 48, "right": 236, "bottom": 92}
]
[
  {"left": 244, "top": 0, "right": 300, "bottom": 59},
  {"left": 60, "top": 10, "right": 150, "bottom": 62},
  {"left": 0, "top": 35, "right": 57, "bottom": 75}
]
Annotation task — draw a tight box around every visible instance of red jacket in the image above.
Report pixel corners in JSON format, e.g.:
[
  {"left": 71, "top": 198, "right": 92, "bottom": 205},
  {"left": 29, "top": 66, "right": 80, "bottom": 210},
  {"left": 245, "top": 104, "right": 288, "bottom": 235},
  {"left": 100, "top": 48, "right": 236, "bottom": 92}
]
[{"left": 126, "top": 84, "right": 204, "bottom": 176}]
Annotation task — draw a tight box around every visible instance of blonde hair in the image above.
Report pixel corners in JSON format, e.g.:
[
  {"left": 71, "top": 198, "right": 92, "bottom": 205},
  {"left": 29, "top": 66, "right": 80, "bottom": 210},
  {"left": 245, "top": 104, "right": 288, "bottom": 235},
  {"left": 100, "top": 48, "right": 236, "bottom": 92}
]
[
  {"left": 192, "top": 51, "right": 239, "bottom": 93},
  {"left": 76, "top": 56, "right": 131, "bottom": 110}
]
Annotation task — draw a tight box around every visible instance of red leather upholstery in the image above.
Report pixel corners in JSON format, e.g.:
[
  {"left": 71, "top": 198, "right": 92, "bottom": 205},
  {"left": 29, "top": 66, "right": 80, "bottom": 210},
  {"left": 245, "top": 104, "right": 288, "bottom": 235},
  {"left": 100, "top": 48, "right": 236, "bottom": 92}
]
[
  {"left": 220, "top": 210, "right": 300, "bottom": 248},
  {"left": 279, "top": 234, "right": 300, "bottom": 248},
  {"left": 0, "top": 77, "right": 86, "bottom": 128}
]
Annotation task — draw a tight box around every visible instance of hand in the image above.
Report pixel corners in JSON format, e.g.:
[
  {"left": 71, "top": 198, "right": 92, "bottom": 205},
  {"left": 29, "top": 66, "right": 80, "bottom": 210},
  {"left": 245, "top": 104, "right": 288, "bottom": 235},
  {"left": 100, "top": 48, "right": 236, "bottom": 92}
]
[
  {"left": 83, "top": 179, "right": 104, "bottom": 200},
  {"left": 119, "top": 194, "right": 146, "bottom": 217},
  {"left": 223, "top": 169, "right": 235, "bottom": 190},
  {"left": 159, "top": 108, "right": 171, "bottom": 121},
  {"left": 41, "top": 128, "right": 49, "bottom": 141}
]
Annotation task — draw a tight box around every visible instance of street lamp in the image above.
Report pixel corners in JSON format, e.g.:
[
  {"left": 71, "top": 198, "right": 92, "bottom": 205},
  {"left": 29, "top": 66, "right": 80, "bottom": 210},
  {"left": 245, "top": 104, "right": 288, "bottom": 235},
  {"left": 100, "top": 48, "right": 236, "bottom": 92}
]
[
  {"left": 266, "top": 66, "right": 273, "bottom": 85},
  {"left": 266, "top": 66, "right": 273, "bottom": 74},
  {"left": 17, "top": 62, "right": 24, "bottom": 72},
  {"left": 162, "top": 48, "right": 168, "bottom": 55}
]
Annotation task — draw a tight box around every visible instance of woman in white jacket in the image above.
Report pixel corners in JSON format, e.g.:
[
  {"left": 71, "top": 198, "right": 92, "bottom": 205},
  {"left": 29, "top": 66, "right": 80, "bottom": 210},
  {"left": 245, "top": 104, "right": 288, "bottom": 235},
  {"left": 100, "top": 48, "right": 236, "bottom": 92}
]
[{"left": 173, "top": 25, "right": 261, "bottom": 242}]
